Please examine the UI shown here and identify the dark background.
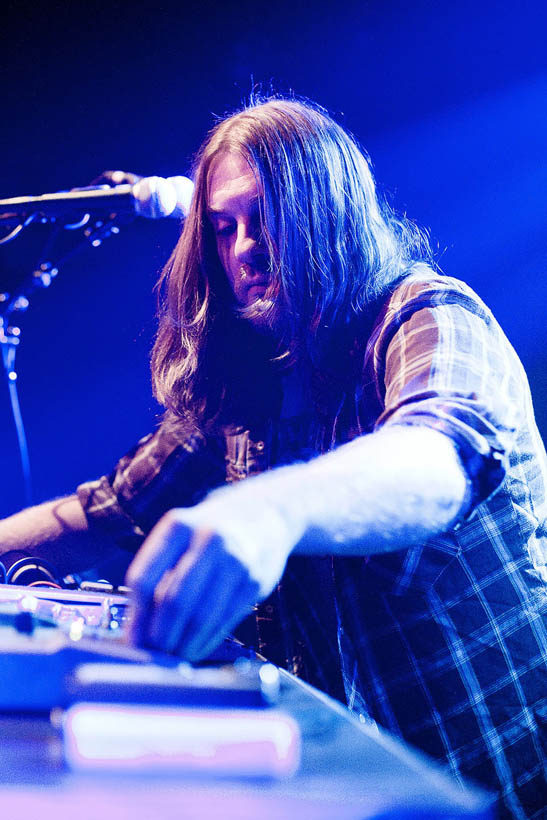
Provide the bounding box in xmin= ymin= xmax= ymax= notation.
xmin=1 ymin=0 xmax=546 ymax=517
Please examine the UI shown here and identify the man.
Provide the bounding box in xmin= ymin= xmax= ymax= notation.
xmin=1 ymin=98 xmax=545 ymax=819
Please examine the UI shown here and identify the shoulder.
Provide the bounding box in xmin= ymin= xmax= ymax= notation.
xmin=383 ymin=266 xmax=492 ymax=321
xmin=363 ymin=268 xmax=497 ymax=358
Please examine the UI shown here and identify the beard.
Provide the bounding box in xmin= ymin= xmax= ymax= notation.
xmin=235 ymin=293 xmax=288 ymax=340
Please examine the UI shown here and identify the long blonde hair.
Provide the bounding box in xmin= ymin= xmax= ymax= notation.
xmin=151 ymin=97 xmax=433 ymax=427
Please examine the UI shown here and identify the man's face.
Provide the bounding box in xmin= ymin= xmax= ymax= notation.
xmin=207 ymin=152 xmax=272 ymax=320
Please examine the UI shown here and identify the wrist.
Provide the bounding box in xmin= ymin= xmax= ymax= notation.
xmin=186 ymin=475 xmax=302 ymax=598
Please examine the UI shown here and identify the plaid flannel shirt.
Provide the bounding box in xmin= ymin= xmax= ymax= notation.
xmin=78 ymin=274 xmax=547 ymax=819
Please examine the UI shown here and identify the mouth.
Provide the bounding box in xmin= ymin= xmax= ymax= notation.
xmin=238 ymin=266 xmax=269 ymax=294
xmin=246 ymin=281 xmax=269 ymax=296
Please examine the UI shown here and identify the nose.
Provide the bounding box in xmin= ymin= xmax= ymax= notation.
xmin=234 ymin=222 xmax=262 ymax=265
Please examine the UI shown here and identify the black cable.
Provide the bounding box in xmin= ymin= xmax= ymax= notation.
xmin=0 ymin=223 xmax=26 ymax=245
xmin=0 ymin=214 xmax=37 ymax=245
xmin=6 ymin=557 xmax=61 ymax=586
xmin=1 ymin=339 xmax=32 ymax=506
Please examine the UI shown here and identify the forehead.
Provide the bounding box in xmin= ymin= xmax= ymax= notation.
xmin=207 ymin=152 xmax=260 ymax=210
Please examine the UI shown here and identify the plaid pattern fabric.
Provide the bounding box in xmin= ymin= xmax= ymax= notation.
xmin=78 ymin=274 xmax=547 ymax=819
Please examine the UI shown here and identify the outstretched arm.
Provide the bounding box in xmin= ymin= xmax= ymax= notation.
xmin=0 ymin=420 xmax=225 ymax=582
xmin=126 ymin=424 xmax=469 ymax=660
xmin=0 ymin=494 xmax=131 ymax=579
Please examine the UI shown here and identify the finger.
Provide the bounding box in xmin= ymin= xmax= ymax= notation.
xmin=182 ymin=568 xmax=260 ymax=662
xmin=175 ymin=545 xmax=256 ymax=659
xmin=177 ymin=543 xmax=259 ymax=659
xmin=144 ymin=529 xmax=220 ymax=652
xmin=126 ymin=512 xmax=192 ymax=586
xmin=125 ymin=513 xmax=193 ymax=644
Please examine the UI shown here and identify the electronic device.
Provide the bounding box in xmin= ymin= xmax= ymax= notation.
xmin=0 ymin=583 xmax=276 ymax=712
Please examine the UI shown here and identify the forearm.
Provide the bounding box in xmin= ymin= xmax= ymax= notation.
xmin=284 ymin=425 xmax=469 ymax=555
xmin=0 ymin=494 xmax=129 ymax=576
xmin=195 ymin=425 xmax=469 ymax=589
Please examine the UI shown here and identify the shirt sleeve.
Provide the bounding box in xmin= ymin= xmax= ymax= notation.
xmin=76 ymin=416 xmax=226 ymax=551
xmin=369 ymin=275 xmax=525 ymax=517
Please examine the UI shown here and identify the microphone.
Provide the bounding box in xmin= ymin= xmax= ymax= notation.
xmin=0 ymin=174 xmax=195 ymax=227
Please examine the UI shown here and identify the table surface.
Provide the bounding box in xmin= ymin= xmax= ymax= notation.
xmin=0 ymin=670 xmax=496 ymax=820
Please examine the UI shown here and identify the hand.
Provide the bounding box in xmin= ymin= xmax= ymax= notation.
xmin=124 ymin=482 xmax=297 ymax=661
xmin=125 ymin=513 xmax=259 ymax=660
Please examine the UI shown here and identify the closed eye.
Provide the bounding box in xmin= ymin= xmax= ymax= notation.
xmin=211 ymin=218 xmax=235 ymax=237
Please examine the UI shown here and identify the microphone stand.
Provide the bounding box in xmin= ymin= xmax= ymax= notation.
xmin=0 ymin=208 xmax=127 ymax=508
